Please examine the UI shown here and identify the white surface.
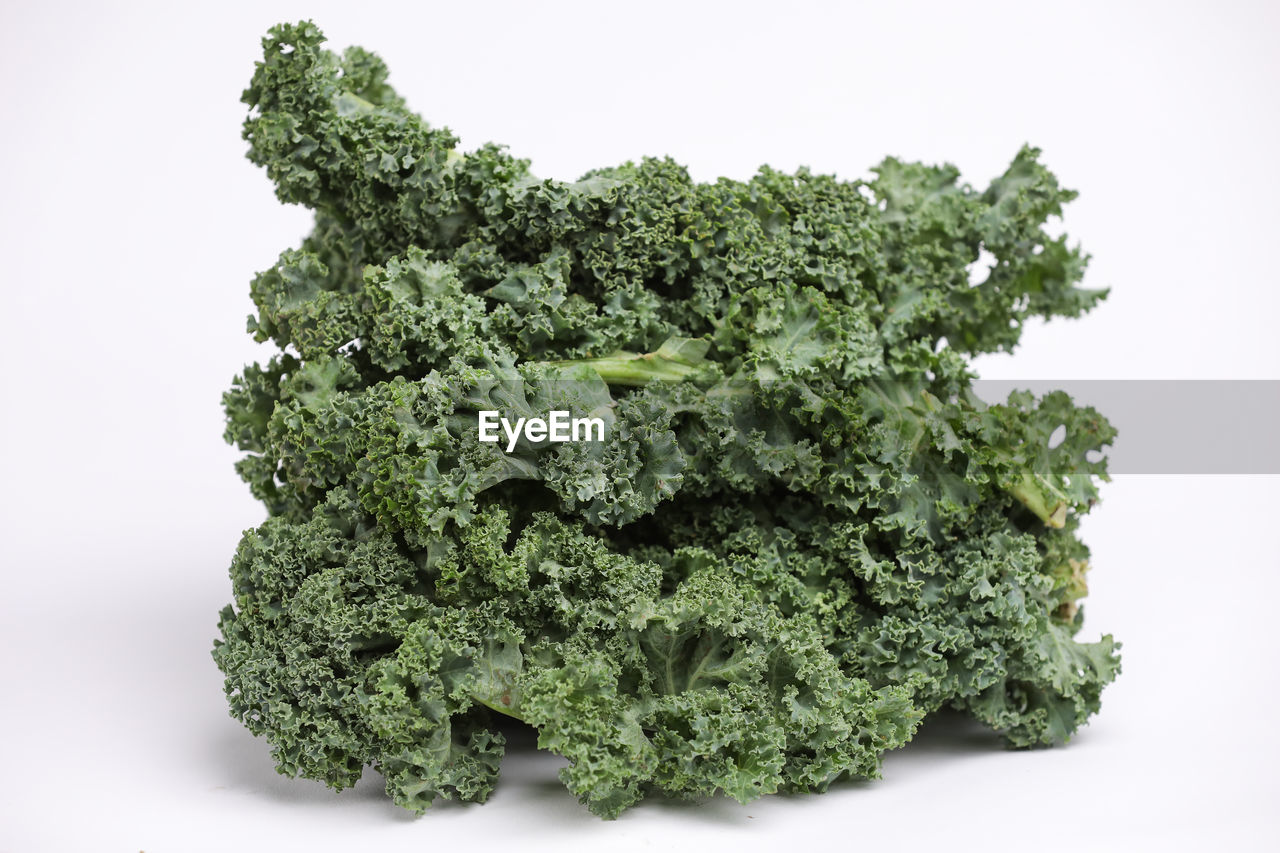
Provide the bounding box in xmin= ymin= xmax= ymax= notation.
xmin=1 ymin=2 xmax=1277 ymax=851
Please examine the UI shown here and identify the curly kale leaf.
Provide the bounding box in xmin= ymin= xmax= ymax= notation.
xmin=216 ymin=497 xmax=918 ymax=817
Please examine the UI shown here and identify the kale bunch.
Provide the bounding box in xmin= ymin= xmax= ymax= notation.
xmin=214 ymin=21 xmax=1120 ymax=819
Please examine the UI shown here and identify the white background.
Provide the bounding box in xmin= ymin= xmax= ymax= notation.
xmin=2 ymin=1 xmax=1277 ymax=850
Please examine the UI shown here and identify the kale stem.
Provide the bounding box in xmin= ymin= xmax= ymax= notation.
xmin=544 ymin=337 xmax=710 ymax=386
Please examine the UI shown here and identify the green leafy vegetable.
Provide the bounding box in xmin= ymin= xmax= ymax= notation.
xmin=214 ymin=21 xmax=1120 ymax=819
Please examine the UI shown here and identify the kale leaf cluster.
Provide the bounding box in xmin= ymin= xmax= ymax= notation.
xmin=215 ymin=21 xmax=1120 ymax=818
